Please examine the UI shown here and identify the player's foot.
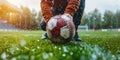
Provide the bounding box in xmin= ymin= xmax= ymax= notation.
xmin=73 ymin=32 xmax=82 ymax=41
xmin=41 ymin=33 xmax=48 ymax=39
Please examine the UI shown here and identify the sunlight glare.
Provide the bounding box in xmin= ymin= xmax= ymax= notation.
xmin=7 ymin=0 xmax=21 ymax=6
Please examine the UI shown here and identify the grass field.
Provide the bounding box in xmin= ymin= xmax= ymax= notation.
xmin=0 ymin=30 xmax=120 ymax=60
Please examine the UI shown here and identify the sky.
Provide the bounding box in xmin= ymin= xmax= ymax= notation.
xmin=6 ymin=0 xmax=120 ymax=13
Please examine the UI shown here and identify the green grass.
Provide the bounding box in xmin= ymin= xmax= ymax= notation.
xmin=0 ymin=30 xmax=120 ymax=60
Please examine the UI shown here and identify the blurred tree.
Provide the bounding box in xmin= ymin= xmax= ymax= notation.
xmin=0 ymin=4 xmax=20 ymax=22
xmin=1 ymin=1 xmax=120 ymax=30
xmin=85 ymin=9 xmax=101 ymax=29
xmin=103 ymin=10 xmax=114 ymax=29
xmin=113 ymin=10 xmax=120 ymax=28
xmin=19 ymin=6 xmax=38 ymax=30
xmin=36 ymin=11 xmax=42 ymax=29
xmin=20 ymin=6 xmax=31 ymax=29
xmin=36 ymin=11 xmax=42 ymax=22
xmin=37 ymin=11 xmax=42 ymax=29
xmin=30 ymin=10 xmax=38 ymax=30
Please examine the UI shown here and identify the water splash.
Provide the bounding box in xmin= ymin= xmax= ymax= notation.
xmin=1 ymin=52 xmax=7 ymax=59
xmin=63 ymin=46 xmax=68 ymax=52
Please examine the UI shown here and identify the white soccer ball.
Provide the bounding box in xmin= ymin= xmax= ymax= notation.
xmin=46 ymin=15 xmax=75 ymax=44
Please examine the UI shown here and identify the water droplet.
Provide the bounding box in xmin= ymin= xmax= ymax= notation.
xmin=49 ymin=53 xmax=53 ymax=57
xmin=111 ymin=55 xmax=116 ymax=60
xmin=70 ymin=52 xmax=73 ymax=55
xmin=16 ymin=47 xmax=19 ymax=50
xmin=10 ymin=46 xmax=18 ymax=54
xmin=25 ymin=47 xmax=29 ymax=50
xmin=79 ymin=47 xmax=83 ymax=50
xmin=10 ymin=47 xmax=16 ymax=54
xmin=37 ymin=40 xmax=40 ymax=42
xmin=59 ymin=47 xmax=61 ymax=50
xmin=1 ymin=52 xmax=7 ymax=59
xmin=54 ymin=46 xmax=57 ymax=49
xmin=20 ymin=40 xmax=26 ymax=47
xmin=30 ymin=55 xmax=35 ymax=60
xmin=37 ymin=46 xmax=40 ymax=49
xmin=32 ymin=49 xmax=35 ymax=52
xmin=63 ymin=46 xmax=68 ymax=52
xmin=91 ymin=53 xmax=97 ymax=60
xmin=11 ymin=57 xmax=16 ymax=60
xmin=62 ymin=54 xmax=66 ymax=57
xmin=43 ymin=53 xmax=49 ymax=59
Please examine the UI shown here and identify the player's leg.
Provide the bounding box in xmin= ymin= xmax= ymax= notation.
xmin=40 ymin=18 xmax=46 ymax=31
xmin=73 ymin=0 xmax=85 ymax=41
xmin=40 ymin=18 xmax=48 ymax=39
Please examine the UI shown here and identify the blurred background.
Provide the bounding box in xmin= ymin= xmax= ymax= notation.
xmin=0 ymin=0 xmax=120 ymax=30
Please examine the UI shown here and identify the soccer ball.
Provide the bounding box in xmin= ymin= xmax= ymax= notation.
xmin=46 ymin=15 xmax=75 ymax=44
